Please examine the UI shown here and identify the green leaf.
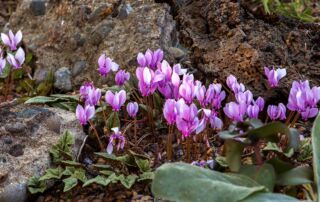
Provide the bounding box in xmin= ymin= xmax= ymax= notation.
xmin=276 ymin=166 xmax=313 ymax=186
xmin=39 ymin=166 xmax=64 ymax=181
xmin=119 ymin=174 xmax=138 ymax=189
xmin=138 ymin=172 xmax=154 ymax=181
xmin=50 ymin=94 xmax=79 ymax=101
xmin=239 ymin=164 xmax=276 ymax=192
xmin=249 ymin=119 xmax=264 ymax=129
xmin=266 ymin=158 xmax=294 ymax=174
xmin=72 ymin=169 xmax=87 ymax=183
xmin=241 ymin=193 xmax=300 ymax=202
xmin=288 ymin=128 xmax=300 ymax=151
xmin=61 ymin=160 xmax=82 ymax=166
xmin=100 ymin=170 xmax=115 ymax=176
xmin=312 ymin=113 xmax=320 ymax=200
xmin=152 ymin=163 xmax=266 ymax=202
xmin=25 ymin=53 xmax=33 ymax=64
xmin=50 ymin=130 xmax=75 ymax=163
xmin=246 ymin=122 xmax=289 ymax=143
xmin=134 ymin=157 xmax=151 ymax=172
xmin=27 ymin=176 xmax=47 ymax=194
xmin=225 ymin=140 xmax=243 ymax=172
xmin=95 ymin=152 xmax=120 ymax=161
xmin=215 ymin=156 xmax=228 ymax=167
xmin=262 ymin=142 xmax=294 ymax=158
xmin=93 ymin=164 xmax=111 ymax=169
xmin=63 ymin=177 xmax=78 ymax=192
xmin=83 ymin=175 xmax=111 ymax=187
xmin=25 ymin=96 xmax=59 ymax=104
xmin=106 ymin=112 xmax=120 ymax=129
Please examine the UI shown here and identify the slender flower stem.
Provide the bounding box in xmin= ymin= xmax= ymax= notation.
xmin=89 ymin=121 xmax=104 ymax=151
xmin=99 ymin=100 xmax=108 ymax=124
xmin=285 ymin=111 xmax=295 ymax=126
xmin=4 ymin=71 xmax=12 ymax=100
xmin=186 ymin=136 xmax=192 ymax=163
xmin=134 ymin=118 xmax=137 ymax=144
xmin=167 ymin=124 xmax=173 ymax=161
xmin=254 ymin=143 xmax=263 ymax=165
xmin=290 ymin=112 xmax=300 ymax=127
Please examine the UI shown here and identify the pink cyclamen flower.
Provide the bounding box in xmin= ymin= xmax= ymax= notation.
xmin=105 ymin=90 xmax=126 ymax=111
xmin=301 ymin=107 xmax=319 ymax=120
xmin=107 ymin=127 xmax=126 ymax=154
xmin=115 ymin=70 xmax=130 ymax=86
xmin=205 ymin=83 xmax=226 ymax=109
xmin=223 ymin=102 xmax=246 ymax=122
xmin=136 ymin=67 xmax=164 ymax=96
xmin=235 ymin=90 xmax=253 ymax=106
xmin=178 ymin=74 xmax=198 ymax=104
xmin=1 ymin=30 xmax=22 ymax=51
xmin=7 ymin=47 xmax=25 ymax=69
xmin=267 ymin=103 xmax=286 ymax=121
xmin=255 ymin=97 xmax=265 ymax=111
xmin=247 ymin=104 xmax=260 ymax=119
xmin=137 ymin=49 xmax=163 ymax=69
xmin=79 ymin=82 xmax=94 ymax=99
xmin=264 ymin=67 xmax=286 ymax=87
xmin=0 ymin=57 xmax=6 ymax=75
xmin=126 ymin=102 xmax=139 ymax=118
xmin=195 ymin=84 xmax=206 ymax=107
xmin=0 ymin=48 xmax=3 ymax=58
xmin=98 ymin=54 xmax=119 ymax=77
xmin=202 ymin=109 xmax=223 ymax=130
xmin=226 ymin=74 xmax=245 ymax=94
xmin=85 ymin=88 xmax=101 ymax=106
xmin=163 ymin=99 xmax=177 ymax=125
xmin=76 ymin=104 xmax=95 ymax=125
xmin=175 ymin=99 xmax=199 ymax=137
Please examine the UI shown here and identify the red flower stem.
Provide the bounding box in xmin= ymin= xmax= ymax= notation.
xmin=167 ymin=124 xmax=173 ymax=161
xmin=99 ymin=100 xmax=108 ymax=125
xmin=285 ymin=111 xmax=294 ymax=126
xmin=4 ymin=71 xmax=12 ymax=100
xmin=134 ymin=118 xmax=137 ymax=144
xmin=290 ymin=112 xmax=300 ymax=127
xmin=186 ymin=136 xmax=192 ymax=163
xmin=89 ymin=121 xmax=104 ymax=151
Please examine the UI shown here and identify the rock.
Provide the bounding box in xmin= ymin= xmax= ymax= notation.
xmin=0 ymin=104 xmax=86 ymax=202
xmin=118 ymin=4 xmax=133 ymax=20
xmin=89 ymin=21 xmax=115 ymax=46
xmin=88 ymin=3 xmax=113 ymax=22
xmin=72 ymin=61 xmax=87 ymax=76
xmin=168 ymin=47 xmax=186 ymax=60
xmin=30 ymin=0 xmax=46 ymax=16
xmin=4 ymin=123 xmax=26 ymax=134
xmin=33 ymin=68 xmax=49 ymax=84
xmin=54 ymin=67 xmax=72 ymax=92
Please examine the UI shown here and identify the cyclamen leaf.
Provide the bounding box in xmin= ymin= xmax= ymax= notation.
xmin=225 ymin=140 xmax=243 ymax=172
xmin=241 ymin=193 xmax=299 ymax=202
xmin=138 ymin=172 xmax=155 ymax=181
xmin=25 ymin=96 xmax=59 ymax=104
xmin=276 ymin=166 xmax=313 ymax=186
xmin=83 ymin=175 xmax=111 ymax=187
xmin=63 ymin=177 xmax=78 ymax=192
xmin=119 ymin=174 xmax=138 ymax=189
xmin=50 ymin=130 xmax=75 ymax=163
xmin=27 ymin=176 xmax=47 ymax=194
xmin=312 ymin=113 xmax=320 ymax=200
xmin=39 ymin=166 xmax=64 ymax=181
xmin=100 ymin=170 xmax=115 ymax=176
xmin=134 ymin=157 xmax=151 ymax=172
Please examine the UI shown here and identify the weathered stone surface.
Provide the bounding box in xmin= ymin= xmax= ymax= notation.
xmin=9 ymin=0 xmax=177 ymax=91
xmin=0 ymin=104 xmax=86 ymax=202
xmin=30 ymin=0 xmax=46 ymax=16
xmin=54 ymin=67 xmax=72 ymax=92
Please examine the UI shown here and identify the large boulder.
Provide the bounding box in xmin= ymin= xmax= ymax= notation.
xmin=0 ymin=103 xmax=86 ymax=202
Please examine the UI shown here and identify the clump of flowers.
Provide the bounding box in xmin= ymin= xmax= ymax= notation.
xmin=74 ymin=47 xmax=320 ymax=164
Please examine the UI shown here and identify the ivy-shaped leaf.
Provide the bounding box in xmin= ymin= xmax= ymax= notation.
xmin=138 ymin=172 xmax=154 ymax=181
xmin=50 ymin=130 xmax=75 ymax=163
xmin=83 ymin=175 xmax=111 ymax=187
xmin=134 ymin=156 xmax=151 ymax=172
xmin=27 ymin=176 xmax=47 ymax=194
xmin=63 ymin=177 xmax=78 ymax=192
xmin=119 ymin=174 xmax=138 ymax=189
xmin=39 ymin=166 xmax=64 ymax=181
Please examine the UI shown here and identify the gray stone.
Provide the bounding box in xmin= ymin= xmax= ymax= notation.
xmin=54 ymin=67 xmax=72 ymax=92
xmin=74 ymin=33 xmax=86 ymax=47
xmin=72 ymin=61 xmax=87 ymax=76
xmin=89 ymin=21 xmax=115 ymax=46
xmin=88 ymin=3 xmax=113 ymax=22
xmin=4 ymin=123 xmax=26 ymax=134
xmin=33 ymin=68 xmax=49 ymax=84
xmin=0 ymin=104 xmax=86 ymax=202
xmin=168 ymin=47 xmax=186 ymax=60
xmin=118 ymin=4 xmax=133 ymax=20
xmin=30 ymin=0 xmax=46 ymax=16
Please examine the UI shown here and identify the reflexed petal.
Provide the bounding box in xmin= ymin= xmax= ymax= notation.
xmin=15 ymin=48 xmax=25 ymax=65
xmin=106 ymin=142 xmax=113 ymax=154
xmin=105 ymin=91 xmax=114 ymax=105
xmin=1 ymin=33 xmax=10 ymax=46
xmin=143 ymin=67 xmax=152 ymax=85
xmin=277 ymin=68 xmax=287 ymax=80
xmin=145 ymin=49 xmax=152 ymax=66
xmin=98 ymin=54 xmax=106 ymax=68
xmin=111 ymin=62 xmax=119 ymax=72
xmin=15 ymin=30 xmax=22 ymax=44
xmin=118 ymin=90 xmax=127 ymax=107
xmin=137 ymin=53 xmax=146 ymax=67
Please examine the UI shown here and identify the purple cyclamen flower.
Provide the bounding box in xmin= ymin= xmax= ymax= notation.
xmin=223 ymin=102 xmax=246 ymax=122
xmin=115 ymin=70 xmax=130 ymax=86
xmin=79 ymin=82 xmax=94 ymax=99
xmin=301 ymin=107 xmax=319 ymax=120
xmin=85 ymin=88 xmax=101 ymax=106
xmin=202 ymin=109 xmax=223 ymax=129
xmin=105 ymin=90 xmax=126 ymax=111
xmin=226 ymin=75 xmax=245 ymax=94
xmin=137 ymin=49 xmax=163 ymax=69
xmin=255 ymin=97 xmax=265 ymax=111
xmin=235 ymin=90 xmax=253 ymax=106
xmin=267 ymin=103 xmax=286 ymax=121
xmin=107 ymin=127 xmax=126 ymax=154
xmin=98 ymin=54 xmax=119 ymax=77
xmin=173 ymin=63 xmax=187 ymax=75
xmin=1 ymin=30 xmax=22 ymax=51
xmin=0 ymin=57 xmax=6 ymax=75
xmin=163 ymin=99 xmax=177 ymax=125
xmin=126 ymin=102 xmax=139 ymax=118
xmin=7 ymin=47 xmax=25 ymax=69
xmin=136 ymin=67 xmax=164 ymax=96
xmin=179 ymin=74 xmax=198 ymax=104
xmin=205 ymin=83 xmax=226 ymax=109
xmin=195 ymin=84 xmax=206 ymax=107
xmin=264 ymin=67 xmax=286 ymax=88
xmin=0 ymin=48 xmax=3 ymax=58
xmin=175 ymin=99 xmax=199 ymax=137
xmin=247 ymin=104 xmax=260 ymax=119
xmin=76 ymin=104 xmax=95 ymax=125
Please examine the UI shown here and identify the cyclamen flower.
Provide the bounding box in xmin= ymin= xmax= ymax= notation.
xmin=255 ymin=97 xmax=265 ymax=111
xmin=137 ymin=49 xmax=163 ymax=69
xmin=301 ymin=107 xmax=319 ymax=120
xmin=235 ymin=90 xmax=253 ymax=106
xmin=264 ymin=67 xmax=286 ymax=87
xmin=76 ymin=104 xmax=95 ymax=125
xmin=179 ymin=74 xmax=198 ymax=104
xmin=226 ymin=75 xmax=245 ymax=94
xmin=85 ymin=88 xmax=101 ymax=106
xmin=223 ymin=102 xmax=246 ymax=122
xmin=7 ymin=47 xmax=25 ymax=69
xmin=98 ymin=54 xmax=119 ymax=77
xmin=0 ymin=48 xmax=3 ymax=58
xmin=267 ymin=103 xmax=286 ymax=121
xmin=126 ymin=102 xmax=139 ymax=118
xmin=115 ymin=70 xmax=130 ymax=86
xmin=79 ymin=82 xmax=94 ymax=99
xmin=205 ymin=83 xmax=226 ymax=109
xmin=175 ymin=99 xmax=199 ymax=137
xmin=195 ymin=85 xmax=206 ymax=106
xmin=136 ymin=67 xmax=164 ymax=96
xmin=202 ymin=109 xmax=223 ymax=129
xmin=1 ymin=30 xmax=22 ymax=51
xmin=107 ymin=127 xmax=126 ymax=154
xmin=163 ymin=99 xmax=177 ymax=125
xmin=0 ymin=58 xmax=6 ymax=75
xmin=247 ymin=104 xmax=260 ymax=119
xmin=105 ymin=90 xmax=126 ymax=111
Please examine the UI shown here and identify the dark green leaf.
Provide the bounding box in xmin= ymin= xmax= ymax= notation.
xmin=27 ymin=176 xmax=47 ymax=194
xmin=239 ymin=164 xmax=276 ymax=191
xmin=225 ymin=140 xmax=243 ymax=172
xmin=312 ymin=113 xmax=320 ymax=200
xmin=134 ymin=157 xmax=151 ymax=172
xmin=263 ymin=142 xmax=294 ymax=158
xmin=246 ymin=122 xmax=289 ymax=143
xmin=51 ymin=94 xmax=79 ymax=101
xmin=25 ymin=96 xmax=59 ymax=104
xmin=288 ymin=128 xmax=300 ymax=151
xmin=100 ymin=170 xmax=115 ymax=176
xmin=241 ymin=193 xmax=299 ymax=202
xmin=83 ymin=175 xmax=111 ymax=187
xmin=63 ymin=177 xmax=78 ymax=192
xmin=266 ymin=158 xmax=294 ymax=174
xmin=61 ymin=160 xmax=82 ymax=167
xmin=138 ymin=172 xmax=154 ymax=181
xmin=276 ymin=166 xmax=313 ymax=186
xmin=39 ymin=166 xmax=64 ymax=181
xmin=50 ymin=130 xmax=74 ymax=163
xmin=119 ymin=174 xmax=138 ymax=189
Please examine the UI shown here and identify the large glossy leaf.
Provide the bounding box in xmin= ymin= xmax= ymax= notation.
xmin=312 ymin=113 xmax=320 ymax=200
xmin=276 ymin=166 xmax=313 ymax=186
xmin=239 ymin=164 xmax=276 ymax=191
xmin=152 ymin=163 xmax=266 ymax=202
xmin=246 ymin=122 xmax=289 ymax=143
xmin=241 ymin=193 xmax=299 ymax=202
xmin=25 ymin=96 xmax=60 ymax=104
xmin=225 ymin=140 xmax=243 ymax=172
